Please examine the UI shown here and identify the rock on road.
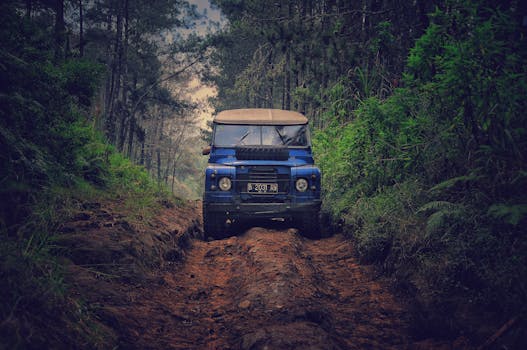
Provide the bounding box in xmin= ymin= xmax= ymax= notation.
xmin=114 ymin=227 xmax=411 ymax=349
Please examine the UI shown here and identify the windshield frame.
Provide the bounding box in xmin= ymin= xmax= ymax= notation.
xmin=212 ymin=123 xmax=311 ymax=148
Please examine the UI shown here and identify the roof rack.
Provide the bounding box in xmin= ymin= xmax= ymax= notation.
xmin=214 ymin=108 xmax=308 ymax=125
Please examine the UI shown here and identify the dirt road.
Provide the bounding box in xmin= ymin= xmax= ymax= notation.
xmin=107 ymin=226 xmax=411 ymax=349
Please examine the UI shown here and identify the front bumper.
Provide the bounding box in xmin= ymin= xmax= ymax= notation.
xmin=203 ymin=200 xmax=322 ymax=219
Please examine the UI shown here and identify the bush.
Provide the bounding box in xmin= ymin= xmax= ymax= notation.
xmin=0 ymin=5 xmax=168 ymax=348
xmin=313 ymin=0 xmax=527 ymax=340
xmin=343 ymin=181 xmax=423 ymax=265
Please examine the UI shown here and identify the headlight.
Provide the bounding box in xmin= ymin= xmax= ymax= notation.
xmin=295 ymin=178 xmax=308 ymax=192
xmin=218 ymin=177 xmax=232 ymax=191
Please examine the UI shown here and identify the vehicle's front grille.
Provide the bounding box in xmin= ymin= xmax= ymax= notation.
xmin=248 ymin=167 xmax=278 ymax=181
xmin=235 ymin=146 xmax=289 ymax=161
xmin=236 ymin=166 xmax=290 ymax=200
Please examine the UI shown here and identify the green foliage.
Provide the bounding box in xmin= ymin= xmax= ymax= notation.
xmin=487 ymin=203 xmax=527 ymax=226
xmin=59 ymin=60 xmax=105 ymax=107
xmin=0 ymin=182 xmax=117 ymax=348
xmin=343 ymin=181 xmax=423 ymax=264
xmin=314 ymin=0 xmax=527 ymax=339
xmin=107 ymin=152 xmax=170 ymax=220
xmin=427 ymin=175 xmax=482 ymax=193
xmin=417 ymin=200 xmax=466 ymax=236
xmin=208 ymin=0 xmax=429 ymax=117
xmin=313 ymin=87 xmax=426 ymax=218
xmin=0 ymin=4 xmax=179 ymax=348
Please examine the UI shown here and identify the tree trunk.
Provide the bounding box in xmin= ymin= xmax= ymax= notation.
xmin=139 ymin=139 xmax=145 ymax=165
xmin=164 ymin=149 xmax=172 ymax=184
xmin=127 ymin=72 xmax=138 ymax=158
xmin=145 ymin=144 xmax=152 ymax=172
xmin=284 ymin=2 xmax=292 ymax=110
xmin=171 ymin=161 xmax=177 ymax=193
xmin=293 ymin=63 xmax=299 ymax=111
xmin=54 ymin=0 xmax=65 ymax=62
xmin=285 ymin=48 xmax=291 ymax=110
xmin=26 ymin=0 xmax=32 ymax=19
xmin=79 ymin=0 xmax=84 ymax=57
xmin=107 ymin=0 xmax=124 ymax=144
xmin=117 ymin=0 xmax=129 ymax=152
xmin=127 ymin=116 xmax=135 ymax=158
xmin=268 ymin=48 xmax=274 ymax=108
xmin=156 ymin=115 xmax=165 ymax=184
xmin=163 ymin=124 xmax=175 ymax=183
xmin=170 ymin=150 xmax=185 ymax=194
xmin=157 ymin=146 xmax=162 ymax=184
xmin=164 ymin=120 xmax=188 ymax=183
xmin=103 ymin=12 xmax=113 ymax=139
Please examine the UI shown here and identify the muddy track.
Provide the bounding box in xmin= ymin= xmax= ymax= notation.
xmin=112 ymin=227 xmax=411 ymax=349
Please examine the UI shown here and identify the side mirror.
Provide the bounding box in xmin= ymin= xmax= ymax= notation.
xmin=202 ymin=146 xmax=211 ymax=155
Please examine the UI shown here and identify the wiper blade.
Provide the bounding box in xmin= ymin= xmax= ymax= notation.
xmin=236 ymin=131 xmax=251 ymax=145
xmin=274 ymin=126 xmax=286 ymax=145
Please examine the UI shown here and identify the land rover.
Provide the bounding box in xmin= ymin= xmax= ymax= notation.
xmin=202 ymin=108 xmax=321 ymax=239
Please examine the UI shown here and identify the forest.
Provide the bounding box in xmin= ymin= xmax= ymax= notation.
xmin=1 ymin=0 xmax=526 ymax=348
xmin=208 ymin=0 xmax=527 ymax=341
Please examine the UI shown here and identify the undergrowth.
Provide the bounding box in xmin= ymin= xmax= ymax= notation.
xmin=314 ymin=0 xmax=527 ymax=344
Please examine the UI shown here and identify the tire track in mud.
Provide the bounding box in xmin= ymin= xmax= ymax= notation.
xmin=118 ymin=227 xmax=411 ymax=349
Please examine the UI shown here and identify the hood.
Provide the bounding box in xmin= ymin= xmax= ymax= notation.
xmin=209 ymin=147 xmax=314 ymax=167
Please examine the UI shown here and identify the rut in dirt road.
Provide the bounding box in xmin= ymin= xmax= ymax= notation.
xmin=119 ymin=227 xmax=411 ymax=349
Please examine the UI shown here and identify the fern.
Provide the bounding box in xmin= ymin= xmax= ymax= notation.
xmin=417 ymin=200 xmax=459 ymax=215
xmin=488 ymin=204 xmax=527 ymax=225
xmin=425 ymin=210 xmax=449 ymax=235
xmin=425 ymin=208 xmax=465 ymax=236
xmin=428 ymin=174 xmax=482 ymax=193
xmin=418 ymin=201 xmax=465 ymax=236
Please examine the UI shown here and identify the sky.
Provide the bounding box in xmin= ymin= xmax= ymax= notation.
xmin=161 ymin=1 xmax=221 ymax=132
xmin=180 ymin=0 xmax=225 ymax=130
xmin=191 ymin=0 xmax=223 ymax=32
xmin=188 ymin=0 xmax=224 ymax=34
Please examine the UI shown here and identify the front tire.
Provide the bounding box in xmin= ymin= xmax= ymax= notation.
xmin=203 ymin=209 xmax=227 ymax=240
xmin=297 ymin=211 xmax=321 ymax=239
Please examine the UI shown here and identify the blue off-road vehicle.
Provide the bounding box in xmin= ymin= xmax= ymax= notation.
xmin=202 ymin=108 xmax=322 ymax=239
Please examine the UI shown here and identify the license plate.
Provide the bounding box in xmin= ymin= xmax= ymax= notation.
xmin=247 ymin=182 xmax=278 ymax=193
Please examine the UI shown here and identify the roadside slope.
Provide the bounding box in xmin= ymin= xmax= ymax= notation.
xmin=55 ymin=199 xmax=201 ymax=348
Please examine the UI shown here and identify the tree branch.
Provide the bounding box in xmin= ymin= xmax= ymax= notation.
xmin=130 ymin=55 xmax=201 ymax=119
xmin=243 ymin=8 xmax=395 ymax=23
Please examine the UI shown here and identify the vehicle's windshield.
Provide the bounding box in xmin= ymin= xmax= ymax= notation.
xmin=213 ymin=124 xmax=310 ymax=147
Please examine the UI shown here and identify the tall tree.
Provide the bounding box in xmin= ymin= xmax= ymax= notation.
xmin=209 ymin=0 xmax=436 ymax=122
xmin=54 ymin=0 xmax=65 ymax=62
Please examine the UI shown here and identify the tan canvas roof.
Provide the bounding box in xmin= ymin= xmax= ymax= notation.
xmin=214 ymin=109 xmax=308 ymax=125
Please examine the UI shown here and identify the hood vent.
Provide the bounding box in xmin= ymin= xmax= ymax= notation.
xmin=235 ymin=146 xmax=289 ymax=161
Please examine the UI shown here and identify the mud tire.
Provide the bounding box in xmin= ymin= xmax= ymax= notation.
xmin=203 ymin=210 xmax=226 ymax=240
xmin=297 ymin=211 xmax=321 ymax=239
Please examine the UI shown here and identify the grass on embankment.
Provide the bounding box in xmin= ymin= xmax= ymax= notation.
xmin=0 ymin=12 xmax=186 ymax=346
xmin=0 ymin=138 xmax=185 ymax=349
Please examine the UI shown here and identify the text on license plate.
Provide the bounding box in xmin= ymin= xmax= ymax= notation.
xmin=247 ymin=183 xmax=278 ymax=193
